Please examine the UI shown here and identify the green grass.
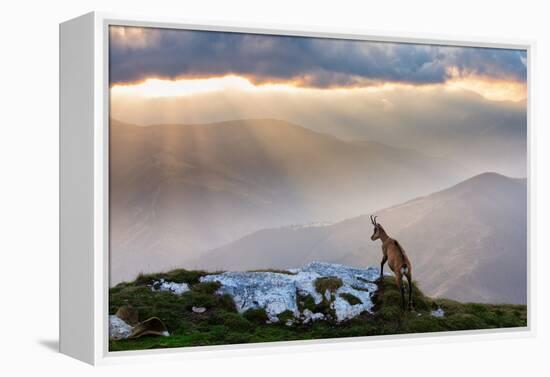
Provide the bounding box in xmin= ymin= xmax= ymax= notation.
xmin=277 ymin=310 xmax=296 ymax=323
xmin=242 ymin=308 xmax=269 ymax=324
xmin=109 ymin=270 xmax=527 ymax=352
xmin=134 ymin=268 xmax=211 ymax=286
xmin=339 ymin=293 xmax=362 ymax=305
xmin=314 ymin=276 xmax=343 ymax=295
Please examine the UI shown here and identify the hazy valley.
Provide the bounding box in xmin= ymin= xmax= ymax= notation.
xmin=110 ymin=118 xmax=473 ymax=284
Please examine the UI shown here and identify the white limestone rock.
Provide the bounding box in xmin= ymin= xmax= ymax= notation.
xmin=431 ymin=307 xmax=445 ymax=318
xmin=109 ymin=315 xmax=133 ymax=340
xmin=151 ymin=278 xmax=190 ymax=295
xmin=302 ymin=309 xmax=325 ymax=324
xmin=200 ymin=261 xmax=379 ymax=323
xmin=192 ymin=306 xmax=207 ymax=313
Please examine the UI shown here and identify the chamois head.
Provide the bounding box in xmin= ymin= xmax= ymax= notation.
xmin=370 ymin=215 xmax=382 ymax=241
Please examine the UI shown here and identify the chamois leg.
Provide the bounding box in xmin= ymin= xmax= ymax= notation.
xmin=379 ymin=255 xmax=388 ymax=282
xmin=405 ymin=271 xmax=413 ymax=311
xmin=396 ymin=274 xmax=405 ymax=310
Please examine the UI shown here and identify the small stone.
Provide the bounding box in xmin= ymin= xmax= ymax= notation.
xmin=431 ymin=307 xmax=445 ymax=318
xmin=151 ymin=280 xmax=190 ymax=295
xmin=192 ymin=306 xmax=207 ymax=313
xmin=109 ymin=315 xmax=133 ymax=340
xmin=302 ymin=309 xmax=325 ymax=324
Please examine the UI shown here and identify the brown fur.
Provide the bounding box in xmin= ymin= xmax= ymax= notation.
xmin=370 ymin=216 xmax=413 ymax=310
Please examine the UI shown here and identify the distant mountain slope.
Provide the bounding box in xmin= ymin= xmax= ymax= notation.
xmin=197 ymin=173 xmax=527 ymax=304
xmin=110 ymin=118 xmax=470 ymax=284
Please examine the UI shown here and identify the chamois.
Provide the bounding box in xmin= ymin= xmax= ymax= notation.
xmin=370 ymin=215 xmax=413 ymax=310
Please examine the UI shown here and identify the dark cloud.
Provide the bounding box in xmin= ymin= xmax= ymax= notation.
xmin=109 ymin=26 xmax=527 ymax=87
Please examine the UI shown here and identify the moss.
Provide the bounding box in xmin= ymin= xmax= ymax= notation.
xmin=499 ymin=312 xmax=523 ymax=327
xmin=109 ymin=285 xmax=190 ymax=332
xmin=133 ymin=272 xmax=159 ymax=286
xmin=133 ymin=268 xmax=213 ymax=286
xmin=277 ymin=310 xmax=295 ymax=322
xmin=401 ymin=315 xmax=447 ymax=333
xmin=339 ymin=293 xmax=362 ymax=305
xmin=224 ymin=331 xmax=254 ymax=344
xmin=434 ymin=298 xmax=465 ymax=316
xmin=298 ymin=294 xmax=317 ymax=312
xmin=314 ymin=276 xmax=343 ymax=295
xmin=181 ymin=291 xmax=217 ymax=310
xmin=191 ymin=281 xmax=221 ymax=295
xmin=376 ymin=305 xmax=402 ymax=322
xmin=243 ymin=308 xmax=269 ymax=324
xmin=297 ymin=293 xmax=337 ymax=322
xmin=217 ymin=293 xmax=238 ymax=312
xmin=381 ymin=290 xmax=403 ymax=307
xmin=211 ymin=312 xmax=252 ymax=332
xmin=464 ymin=303 xmax=489 ymax=315
xmin=444 ymin=313 xmax=486 ymax=330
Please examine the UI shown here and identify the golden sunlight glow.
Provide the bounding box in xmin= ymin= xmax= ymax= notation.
xmin=111 ymin=74 xmax=526 ymax=103
xmin=110 ymin=76 xmax=300 ymax=98
xmin=446 ymin=77 xmax=526 ymax=102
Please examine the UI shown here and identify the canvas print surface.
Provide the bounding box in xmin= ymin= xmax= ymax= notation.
xmin=108 ymin=25 xmax=528 ymax=351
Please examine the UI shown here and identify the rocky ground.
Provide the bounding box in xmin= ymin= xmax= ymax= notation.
xmin=200 ymin=262 xmax=379 ymax=323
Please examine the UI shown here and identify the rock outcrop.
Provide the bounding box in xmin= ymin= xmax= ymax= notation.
xmin=109 ymin=315 xmax=134 ymax=340
xmin=109 ymin=307 xmax=170 ymax=340
xmin=200 ymin=261 xmax=379 ymax=322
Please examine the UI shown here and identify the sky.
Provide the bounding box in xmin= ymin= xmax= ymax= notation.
xmin=109 ymin=25 xmax=528 ymax=177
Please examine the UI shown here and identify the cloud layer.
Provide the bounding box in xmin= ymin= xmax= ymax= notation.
xmin=109 ymin=26 xmax=527 ymax=88
xmin=111 ymin=83 xmax=527 ymax=177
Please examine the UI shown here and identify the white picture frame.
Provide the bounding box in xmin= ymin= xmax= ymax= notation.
xmin=59 ymin=11 xmax=535 ymax=365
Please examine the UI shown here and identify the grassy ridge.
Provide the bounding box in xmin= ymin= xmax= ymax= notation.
xmin=109 ymin=271 xmax=527 ymax=351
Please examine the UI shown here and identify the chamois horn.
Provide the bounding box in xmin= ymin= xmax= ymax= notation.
xmin=370 ymin=215 xmax=378 ymax=225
